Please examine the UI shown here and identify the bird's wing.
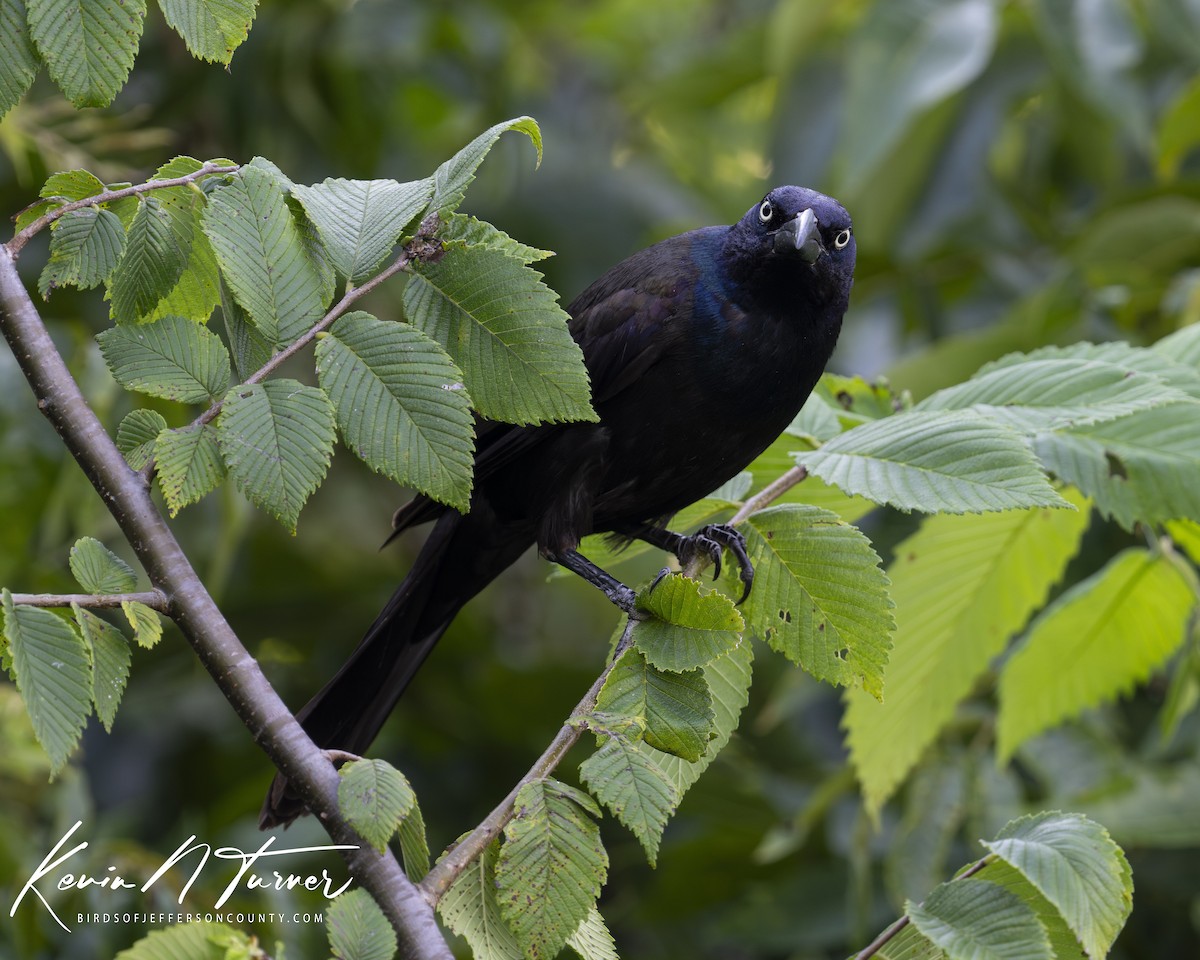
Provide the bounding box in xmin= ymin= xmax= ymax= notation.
xmin=390 ymin=234 xmax=700 ymax=536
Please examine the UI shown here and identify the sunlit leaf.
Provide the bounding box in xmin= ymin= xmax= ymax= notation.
xmin=907 ymin=878 xmax=1052 ymax=960
xmin=633 ymin=574 xmax=743 ymax=672
xmin=428 ymin=116 xmax=542 ymax=216
xmin=326 ymin=888 xmax=396 ymax=960
xmin=580 ymin=733 xmax=679 ymax=866
xmin=438 ymin=839 xmax=523 ymax=960
xmin=337 ymin=758 xmax=416 ymax=854
xmin=69 ymin=537 xmax=136 ymax=594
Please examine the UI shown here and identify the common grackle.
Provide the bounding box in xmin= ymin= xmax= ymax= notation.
xmin=261 ymin=185 xmax=855 ymax=826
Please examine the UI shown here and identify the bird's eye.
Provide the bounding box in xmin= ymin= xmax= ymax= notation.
xmin=833 ymin=228 xmax=852 ymax=250
xmin=758 ymin=200 xmax=774 ymax=224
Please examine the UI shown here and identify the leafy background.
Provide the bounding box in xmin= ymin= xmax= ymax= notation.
xmin=1 ymin=0 xmax=1199 ymax=957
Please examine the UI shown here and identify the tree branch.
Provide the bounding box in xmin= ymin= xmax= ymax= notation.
xmin=0 ymin=246 xmax=452 ymax=960
xmin=731 ymin=464 xmax=809 ymax=523
xmin=6 ymin=162 xmax=240 ymax=257
xmin=8 ymin=590 xmax=169 ymax=612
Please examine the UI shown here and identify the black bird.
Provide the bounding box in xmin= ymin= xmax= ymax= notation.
xmin=262 ymin=185 xmax=855 ymax=825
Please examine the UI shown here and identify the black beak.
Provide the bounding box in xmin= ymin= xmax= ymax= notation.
xmin=773 ymin=208 xmax=822 ymax=263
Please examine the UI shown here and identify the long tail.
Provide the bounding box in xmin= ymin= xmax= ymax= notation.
xmin=261 ymin=509 xmax=532 ymax=826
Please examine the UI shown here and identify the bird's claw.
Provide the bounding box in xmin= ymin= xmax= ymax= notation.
xmin=677 ymin=523 xmax=755 ymax=604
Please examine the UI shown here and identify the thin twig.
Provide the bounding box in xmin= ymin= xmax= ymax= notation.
xmin=731 ymin=464 xmax=808 ymax=524
xmin=8 ymin=590 xmax=169 ymax=612
xmin=853 ymin=853 xmax=995 ymax=959
xmin=419 ymin=620 xmax=638 ymax=905
xmin=6 ymin=162 xmax=240 ymax=256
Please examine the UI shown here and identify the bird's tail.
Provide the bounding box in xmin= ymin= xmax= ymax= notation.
xmin=260 ymin=509 xmax=531 ymax=826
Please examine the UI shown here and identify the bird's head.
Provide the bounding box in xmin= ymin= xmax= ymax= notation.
xmin=722 ymin=185 xmax=855 ymax=315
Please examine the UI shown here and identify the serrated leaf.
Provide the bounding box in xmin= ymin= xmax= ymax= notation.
xmin=997 ymin=548 xmax=1195 ymax=760
xmin=1153 ymin=325 xmax=1200 ymax=372
xmin=595 ymin=647 xmax=713 ymax=762
xmin=566 ymin=907 xmax=619 ymax=960
xmin=633 ymin=574 xmax=743 ymax=672
xmin=69 ymin=537 xmax=136 ymax=594
xmin=982 ymin=812 xmax=1133 ymax=960
xmin=155 ymin=424 xmax=225 ymax=516
xmin=0 ymin=0 xmax=39 ymax=119
xmin=40 ymin=168 xmax=106 ymax=202
xmin=39 ymin=208 xmax=126 ymax=297
xmin=404 ymin=242 xmax=595 ymax=425
xmin=845 ymin=488 xmax=1092 ymax=817
xmin=3 ymin=591 xmax=91 ymax=774
xmin=220 ymin=277 xmax=272 ymax=380
xmin=397 ymin=795 xmax=429 ymax=883
xmin=337 ymin=758 xmax=416 ymax=853
xmin=647 ymin=635 xmax=753 ymax=798
xmin=974 ymin=857 xmax=1091 ymax=960
xmin=441 ymin=213 xmax=554 ymax=262
xmin=985 ymin=341 xmax=1200 ymax=399
xmin=316 ymin=311 xmax=474 ymax=511
xmin=429 ymin=116 xmax=542 ymax=216
xmin=116 ymin=409 xmax=167 ymax=470
xmin=739 ymin=504 xmax=894 ymax=697
xmin=217 ymin=379 xmax=336 ymax=532
xmin=108 ymin=196 xmax=192 ymax=324
xmin=326 ymin=888 xmax=397 ymax=960
xmin=122 ymin=600 xmax=161 ymax=648
xmin=1034 ymin=400 xmax=1200 ymax=530
xmin=202 ymin=164 xmax=328 ymax=345
xmin=292 ymin=177 xmax=433 ymax=282
xmin=907 ymin=878 xmax=1053 ymax=960
xmin=580 ymin=734 xmax=679 ymax=866
xmin=28 ymin=0 xmax=146 ymax=108
xmin=917 ymin=356 xmax=1192 ymax=431
xmin=438 ymin=838 xmax=524 ymax=960
xmin=114 ymin=922 xmax=249 ymax=960
xmin=497 ymin=777 xmax=608 ymax=960
xmin=73 ymin=605 xmax=130 ymax=733
xmin=97 ymin=315 xmax=231 ymax=403
xmin=802 ymin=411 xmax=1068 ymax=514
xmin=159 ymin=0 xmax=257 ymax=64
xmin=143 ymin=183 xmax=222 ymax=325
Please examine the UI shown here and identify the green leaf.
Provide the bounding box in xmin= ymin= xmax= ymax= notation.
xmin=217 ymin=379 xmax=336 ymax=532
xmin=27 ymin=0 xmax=146 ymax=108
xmin=802 ymin=411 xmax=1069 ymax=514
xmin=159 ymin=0 xmax=257 ymax=64
xmin=116 ymin=409 xmax=168 ymax=469
xmin=122 ymin=600 xmax=161 ymax=648
xmin=69 ymin=537 xmax=136 ymax=594
xmin=739 ymin=504 xmax=894 ymax=697
xmin=566 ymin=907 xmax=620 ymax=960
xmin=975 ymin=858 xmax=1093 ymax=960
xmin=997 ymin=548 xmax=1195 ymax=760
xmin=429 ymin=116 xmax=542 ymax=216
xmin=907 ymin=878 xmax=1053 ymax=960
xmin=108 ymin=196 xmax=191 ymax=323
xmin=143 ymin=176 xmax=223 ymax=325
xmin=647 ymin=634 xmax=753 ymax=798
xmin=292 ymin=176 xmax=433 ymax=282
xmin=220 ymin=277 xmax=273 ymax=380
xmin=114 ymin=922 xmax=250 ymax=960
xmin=1158 ymin=72 xmax=1200 ymax=178
xmin=440 ymin=213 xmax=554 ymax=263
xmin=2 ymin=591 xmax=91 ymax=774
xmin=404 ymin=242 xmax=595 ymax=425
xmin=155 ymin=424 xmax=225 ymax=516
xmin=438 ymin=838 xmax=523 ymax=960
xmin=326 ymin=887 xmax=397 ymax=960
xmin=595 ymin=647 xmax=714 ymax=762
xmin=337 ymin=758 xmax=416 ymax=854
xmin=40 ymin=168 xmax=106 ymax=203
xmin=97 ymin=315 xmax=231 ymax=403
xmin=73 ymin=605 xmax=130 ymax=733
xmin=0 ymin=0 xmax=39 ymax=119
xmin=202 ymin=164 xmax=328 ymax=345
xmin=39 ymin=207 xmax=126 ymax=297
xmin=1034 ymin=400 xmax=1200 ymax=530
xmin=917 ymin=355 xmax=1192 ymax=432
xmin=633 ymin=574 xmax=743 ymax=672
xmin=984 ymin=341 xmax=1200 ymax=400
xmin=1153 ymin=324 xmax=1200 ymax=373
xmin=316 ymin=311 xmax=474 ymax=511
xmin=579 ymin=734 xmax=679 ymax=866
xmin=496 ymin=777 xmax=608 ymax=960
xmin=397 ymin=795 xmax=430 ymax=883
xmin=845 ymin=488 xmax=1092 ymax=817
xmin=981 ymin=812 xmax=1133 ymax=960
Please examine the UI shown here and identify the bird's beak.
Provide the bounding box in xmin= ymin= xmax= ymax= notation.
xmin=773 ymin=208 xmax=823 ymax=263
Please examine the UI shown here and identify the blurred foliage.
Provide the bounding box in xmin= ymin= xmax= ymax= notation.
xmin=2 ymin=0 xmax=1200 ymax=958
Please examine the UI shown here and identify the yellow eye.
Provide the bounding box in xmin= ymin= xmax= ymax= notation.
xmin=758 ymin=200 xmax=774 ymax=223
xmin=834 ymin=228 xmax=852 ymax=250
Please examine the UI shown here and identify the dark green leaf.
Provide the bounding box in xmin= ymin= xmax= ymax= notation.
xmin=116 ymin=409 xmax=167 ymax=469
xmin=0 ymin=0 xmax=39 ymax=119
xmin=69 ymin=537 xmax=136 ymax=594
xmin=39 ymin=208 xmax=126 ymax=297
xmin=73 ymin=605 xmax=130 ymax=733
xmin=27 ymin=0 xmax=146 ymax=108
xmin=108 ymin=196 xmax=191 ymax=324
xmin=155 ymin=424 xmax=225 ymax=516
xmin=159 ymin=0 xmax=257 ymax=64
xmin=429 ymin=116 xmax=542 ymax=216
xmin=97 ymin=315 xmax=232 ymax=403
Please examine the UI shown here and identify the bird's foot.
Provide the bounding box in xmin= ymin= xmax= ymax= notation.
xmin=546 ymin=547 xmax=639 ymax=614
xmin=675 ymin=523 xmax=755 ymax=604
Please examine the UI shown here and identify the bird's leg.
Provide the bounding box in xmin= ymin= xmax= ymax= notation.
xmin=544 ymin=548 xmax=639 ymax=613
xmin=633 ymin=523 xmax=755 ymax=603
